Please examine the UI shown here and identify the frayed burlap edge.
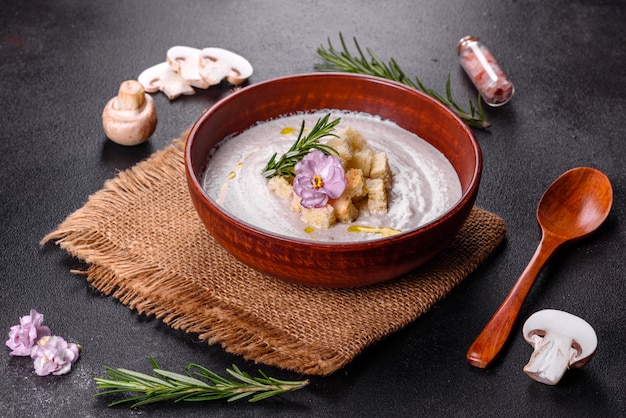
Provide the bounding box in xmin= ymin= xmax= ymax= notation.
xmin=42 ymin=138 xmax=506 ymax=376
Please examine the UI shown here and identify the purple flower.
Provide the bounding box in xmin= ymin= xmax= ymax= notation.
xmin=30 ymin=335 xmax=80 ymax=376
xmin=6 ymin=309 xmax=51 ymax=356
xmin=293 ymin=150 xmax=346 ymax=208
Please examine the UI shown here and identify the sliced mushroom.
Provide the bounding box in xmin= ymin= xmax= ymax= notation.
xmin=199 ymin=47 xmax=253 ymax=85
xmin=102 ymin=80 xmax=157 ymax=146
xmin=522 ymin=309 xmax=597 ymax=385
xmin=198 ymin=54 xmax=230 ymax=86
xmin=137 ymin=62 xmax=195 ymax=100
xmin=166 ymin=46 xmax=208 ymax=89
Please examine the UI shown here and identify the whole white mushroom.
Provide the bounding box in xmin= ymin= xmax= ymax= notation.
xmin=522 ymin=309 xmax=597 ymax=385
xmin=102 ymin=80 xmax=157 ymax=146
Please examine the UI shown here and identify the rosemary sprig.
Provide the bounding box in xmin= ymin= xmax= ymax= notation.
xmin=262 ymin=113 xmax=341 ymax=179
xmin=94 ymin=357 xmax=309 ymax=407
xmin=315 ymin=33 xmax=490 ymax=129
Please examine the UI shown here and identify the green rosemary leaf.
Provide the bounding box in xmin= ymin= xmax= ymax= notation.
xmin=316 ymin=33 xmax=491 ymax=129
xmin=186 ymin=363 xmax=233 ymax=386
xmin=249 ymin=391 xmax=277 ymax=402
xmin=153 ymin=369 xmax=212 ymax=388
xmin=149 ymin=356 xmax=161 ymax=370
xmin=104 ymin=366 xmax=175 ymax=388
xmin=261 ymin=113 xmax=341 ymax=179
xmin=93 ymin=384 xmax=139 ymax=395
xmin=226 ymin=391 xmax=255 ymax=402
xmin=94 ymin=360 xmax=309 ymax=408
xmin=226 ymin=364 xmax=259 ymax=386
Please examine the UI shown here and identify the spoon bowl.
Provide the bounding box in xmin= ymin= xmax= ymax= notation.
xmin=537 ymin=168 xmax=613 ymax=239
xmin=466 ymin=167 xmax=613 ymax=368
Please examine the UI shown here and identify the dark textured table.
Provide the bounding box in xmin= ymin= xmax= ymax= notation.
xmin=1 ymin=1 xmax=624 ymax=416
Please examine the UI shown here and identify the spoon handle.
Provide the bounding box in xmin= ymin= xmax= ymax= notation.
xmin=466 ymin=233 xmax=561 ymax=368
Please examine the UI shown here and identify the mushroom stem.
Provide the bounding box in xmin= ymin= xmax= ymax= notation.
xmin=115 ymin=80 xmax=146 ymax=110
xmin=522 ymin=309 xmax=597 ymax=385
xmin=523 ymin=332 xmax=578 ymax=385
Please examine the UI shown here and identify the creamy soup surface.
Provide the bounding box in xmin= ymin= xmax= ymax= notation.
xmin=202 ymin=110 xmax=462 ymax=242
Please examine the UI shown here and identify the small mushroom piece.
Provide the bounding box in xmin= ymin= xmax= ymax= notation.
xmin=522 ymin=309 xmax=597 ymax=385
xmin=137 ymin=62 xmax=195 ymax=100
xmin=199 ymin=47 xmax=253 ymax=85
xmin=166 ymin=46 xmax=208 ymax=89
xmin=102 ymin=80 xmax=157 ymax=146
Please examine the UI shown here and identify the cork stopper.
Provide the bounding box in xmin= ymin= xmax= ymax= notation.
xmin=457 ymin=35 xmax=480 ymax=55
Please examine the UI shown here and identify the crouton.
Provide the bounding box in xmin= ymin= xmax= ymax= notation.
xmin=348 ymin=148 xmax=375 ymax=176
xmin=329 ymin=197 xmax=358 ymax=223
xmin=267 ymin=175 xmax=293 ymax=199
xmin=325 ymin=136 xmax=352 ymax=164
xmin=300 ymin=204 xmax=336 ymax=229
xmin=340 ymin=127 xmax=368 ymax=151
xmin=290 ymin=193 xmax=303 ymax=213
xmin=369 ymin=152 xmax=392 ymax=189
xmin=365 ymin=178 xmax=388 ymax=214
xmin=344 ymin=168 xmax=366 ymax=199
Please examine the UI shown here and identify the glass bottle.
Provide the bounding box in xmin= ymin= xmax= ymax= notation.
xmin=457 ymin=36 xmax=514 ymax=107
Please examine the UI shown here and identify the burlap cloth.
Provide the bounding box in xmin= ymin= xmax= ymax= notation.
xmin=42 ymin=137 xmax=506 ymax=376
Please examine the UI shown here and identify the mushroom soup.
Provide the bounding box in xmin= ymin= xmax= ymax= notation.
xmin=202 ymin=111 xmax=462 ymax=242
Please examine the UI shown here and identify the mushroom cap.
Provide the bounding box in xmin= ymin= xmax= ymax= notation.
xmin=523 ymin=309 xmax=597 ymax=367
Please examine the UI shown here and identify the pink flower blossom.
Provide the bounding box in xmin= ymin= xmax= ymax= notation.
xmin=30 ymin=335 xmax=80 ymax=376
xmin=5 ymin=309 xmax=51 ymax=356
xmin=293 ymin=150 xmax=346 ymax=208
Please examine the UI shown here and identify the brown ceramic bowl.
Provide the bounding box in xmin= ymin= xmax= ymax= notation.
xmin=185 ymin=73 xmax=482 ymax=288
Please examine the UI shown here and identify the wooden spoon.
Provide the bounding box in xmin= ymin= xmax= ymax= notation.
xmin=466 ymin=167 xmax=613 ymax=368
